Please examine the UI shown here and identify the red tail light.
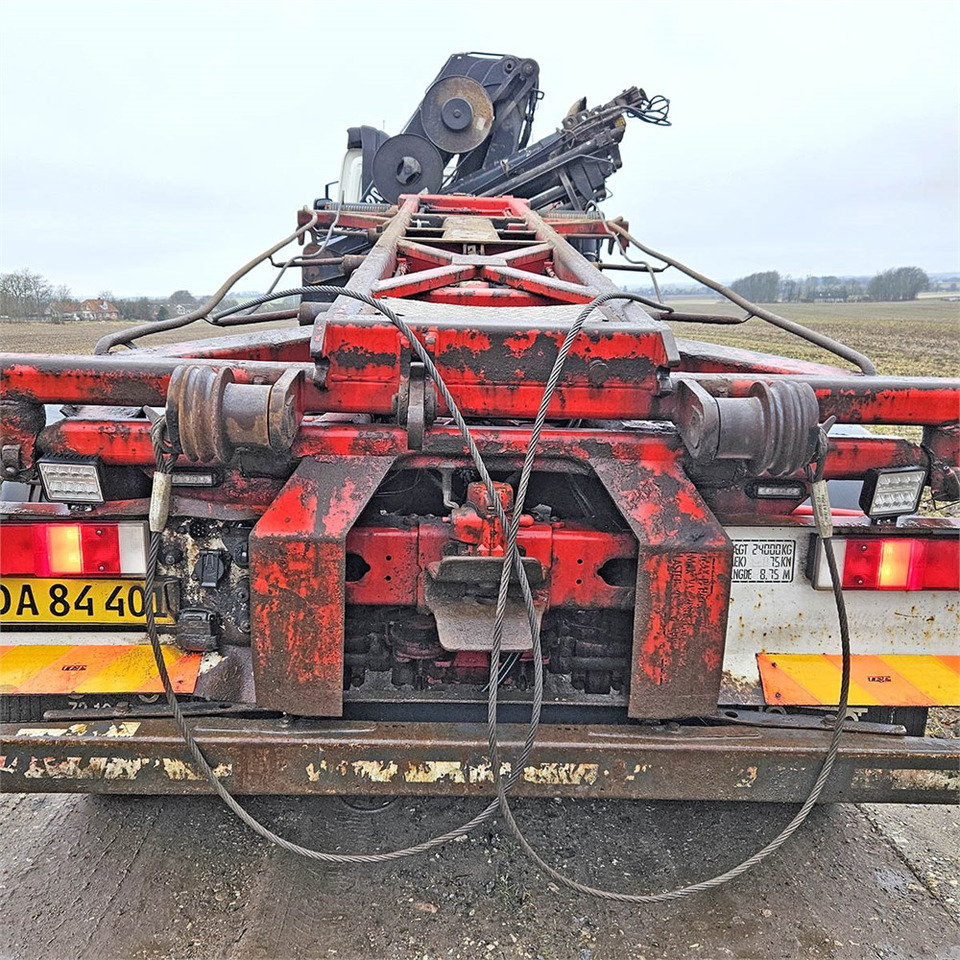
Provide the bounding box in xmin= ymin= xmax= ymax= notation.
xmin=0 ymin=523 xmax=147 ymax=578
xmin=839 ymin=537 xmax=959 ymax=591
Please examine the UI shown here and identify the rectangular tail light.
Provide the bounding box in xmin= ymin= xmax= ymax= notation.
xmin=810 ymin=535 xmax=959 ymax=591
xmin=0 ymin=522 xmax=147 ymax=578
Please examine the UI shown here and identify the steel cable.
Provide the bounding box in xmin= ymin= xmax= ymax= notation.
xmin=146 ymin=286 xmax=852 ymax=897
xmin=145 ymin=285 xmax=551 ymax=864
xmin=481 ymin=305 xmax=853 ymax=901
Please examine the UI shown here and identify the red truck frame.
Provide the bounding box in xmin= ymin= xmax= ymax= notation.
xmin=1 ymin=193 xmax=958 ymax=804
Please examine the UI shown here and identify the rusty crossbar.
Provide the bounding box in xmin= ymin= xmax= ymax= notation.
xmin=1 ymin=719 xmax=956 ymax=803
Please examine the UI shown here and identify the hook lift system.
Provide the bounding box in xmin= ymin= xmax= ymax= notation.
xmin=1 ymin=53 xmax=957 ymax=901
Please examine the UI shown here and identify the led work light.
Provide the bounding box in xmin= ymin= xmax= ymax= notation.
xmin=748 ymin=480 xmax=806 ymax=500
xmin=37 ymin=458 xmax=104 ymax=504
xmin=859 ymin=467 xmax=926 ymax=520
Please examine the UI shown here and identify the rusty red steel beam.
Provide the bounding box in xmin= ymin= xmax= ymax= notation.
xmin=0 ymin=355 xmax=317 ymax=406
xmin=13 ymin=371 xmax=954 ymax=431
xmin=497 ymin=243 xmax=555 ymax=267
xmin=517 ymin=206 xmax=617 ymax=291
xmin=418 ymin=288 xmax=557 ymax=307
xmin=92 ymin=325 xmax=314 ymax=362
xmin=676 ymin=339 xmax=854 ymax=377
xmin=396 ymin=239 xmax=457 ymax=268
xmin=821 ymin=436 xmax=925 ymax=477
xmin=3 ymin=719 xmax=956 ymax=802
xmin=479 ymin=264 xmax=596 ymax=304
xmin=592 ymin=455 xmax=731 ymax=718
xmin=420 ymin=194 xmax=525 ymax=216
xmin=297 ymin=206 xmax=396 ymax=231
xmin=373 ymin=263 xmax=479 ymax=298
xmin=37 ymin=421 xmax=676 ymax=465
xmin=543 ymin=219 xmax=617 ymax=238
xmin=343 ymin=524 xmax=637 ymax=610
xmin=6 ymin=354 xmax=958 ymax=427
xmin=37 ymin=419 xmax=932 ymax=481
xmin=311 ymin=196 xmax=419 ymax=358
xmin=249 ymin=455 xmax=395 ymax=716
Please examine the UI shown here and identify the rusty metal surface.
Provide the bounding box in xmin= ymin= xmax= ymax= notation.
xmin=1 ymin=718 xmax=956 ymax=803
xmin=674 ymin=378 xmax=820 ymax=477
xmin=4 ymin=360 xmax=957 ymax=440
xmin=310 ymin=197 xmax=418 ymax=359
xmin=592 ymin=453 xmax=733 ymax=718
xmin=0 ymin=353 xmax=316 ymax=406
xmin=925 ymin=424 xmax=960 ymax=500
xmin=166 ymin=365 xmax=302 ymax=464
xmin=685 ymin=373 xmax=960 ymax=426
xmin=677 ymin=338 xmax=854 ymax=377
xmin=0 ymin=395 xmax=45 ymax=482
xmin=249 ymin=455 xmax=395 ymax=716
xmin=2 ymin=192 xmax=959 ymax=778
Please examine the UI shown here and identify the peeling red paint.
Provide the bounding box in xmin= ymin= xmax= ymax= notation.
xmin=249 ymin=456 xmax=395 ymax=715
xmin=593 ymin=453 xmax=732 ymax=719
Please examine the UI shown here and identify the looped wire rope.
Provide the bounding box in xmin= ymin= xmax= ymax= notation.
xmin=146 ymin=284 xmax=852 ymax=899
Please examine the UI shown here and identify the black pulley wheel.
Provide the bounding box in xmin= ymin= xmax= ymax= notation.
xmin=372 ymin=134 xmax=444 ymax=203
xmin=420 ymin=76 xmax=495 ymax=154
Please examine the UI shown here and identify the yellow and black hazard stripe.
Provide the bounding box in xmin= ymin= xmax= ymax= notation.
xmin=0 ymin=645 xmax=201 ymax=695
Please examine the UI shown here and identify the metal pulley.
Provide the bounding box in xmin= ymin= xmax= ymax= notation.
xmin=674 ymin=378 xmax=821 ymax=477
xmin=420 ymin=76 xmax=495 ymax=154
xmin=372 ymin=134 xmax=444 ymax=203
xmin=165 ymin=365 xmax=302 ymax=464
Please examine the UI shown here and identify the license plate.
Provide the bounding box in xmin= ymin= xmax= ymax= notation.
xmin=0 ymin=578 xmax=174 ymax=626
xmin=732 ymin=540 xmax=796 ymax=584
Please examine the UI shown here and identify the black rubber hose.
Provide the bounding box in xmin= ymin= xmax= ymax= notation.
xmin=93 ymin=213 xmax=320 ymax=355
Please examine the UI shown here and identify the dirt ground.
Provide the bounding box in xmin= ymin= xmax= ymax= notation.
xmin=1 ymin=310 xmax=958 ymax=959
xmin=0 ymin=791 xmax=958 ymax=960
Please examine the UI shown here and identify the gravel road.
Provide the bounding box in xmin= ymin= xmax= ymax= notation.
xmin=1 ymin=790 xmax=957 ymax=960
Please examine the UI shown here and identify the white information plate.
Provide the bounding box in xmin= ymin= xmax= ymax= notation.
xmin=732 ymin=540 xmax=796 ymax=584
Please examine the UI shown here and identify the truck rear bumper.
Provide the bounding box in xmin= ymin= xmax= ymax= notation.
xmin=1 ymin=719 xmax=957 ymax=803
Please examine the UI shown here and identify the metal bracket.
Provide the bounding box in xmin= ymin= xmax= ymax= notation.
xmin=397 ymin=360 xmax=436 ymax=450
xmin=714 ymin=708 xmax=907 ymax=737
xmin=423 ymin=557 xmax=548 ymax=652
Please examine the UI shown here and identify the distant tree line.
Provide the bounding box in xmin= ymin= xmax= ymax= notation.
xmin=730 ymin=271 xmax=780 ymax=303
xmin=728 ymin=267 xmax=929 ymax=304
xmin=865 ymin=267 xmax=930 ymax=302
xmin=0 ymin=272 xmax=241 ymax=322
xmin=0 ymin=269 xmax=57 ymax=319
xmin=1 ymin=262 xmax=934 ymax=321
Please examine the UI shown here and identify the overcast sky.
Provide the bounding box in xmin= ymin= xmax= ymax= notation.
xmin=1 ymin=0 xmax=957 ymax=299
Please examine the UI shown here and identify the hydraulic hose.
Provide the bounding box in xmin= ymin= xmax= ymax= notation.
xmin=145 ymin=286 xmax=852 ymax=899
xmin=93 ymin=212 xmax=320 ymax=355
xmin=604 ymin=222 xmax=877 ymax=376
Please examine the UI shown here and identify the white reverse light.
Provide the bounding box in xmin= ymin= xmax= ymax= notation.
xmin=859 ymin=467 xmax=927 ymax=519
xmin=38 ymin=459 xmax=104 ymax=504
